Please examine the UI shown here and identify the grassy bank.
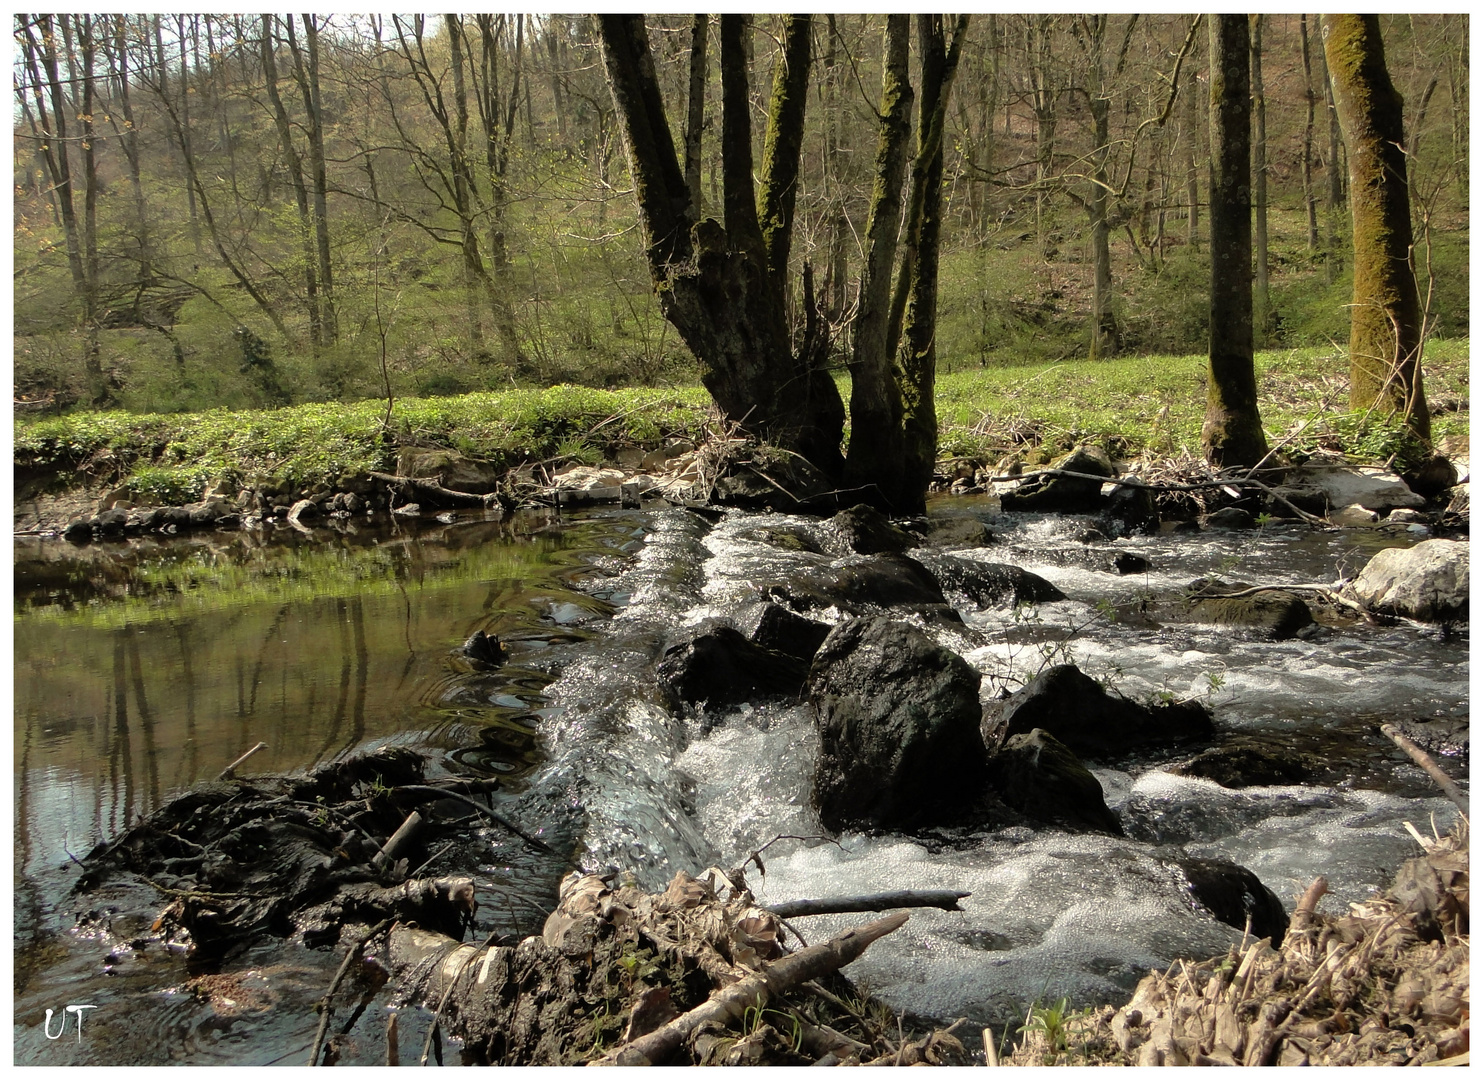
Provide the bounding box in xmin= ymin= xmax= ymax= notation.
xmin=16 ymin=341 xmax=1469 ymax=505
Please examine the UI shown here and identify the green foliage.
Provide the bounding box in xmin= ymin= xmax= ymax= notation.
xmin=16 ymin=385 xmax=711 ymax=499
xmin=1019 ymin=996 xmax=1074 ymax=1054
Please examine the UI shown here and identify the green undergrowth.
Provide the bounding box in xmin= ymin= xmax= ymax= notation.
xmin=17 ymin=384 xmax=712 ymax=503
xmin=934 ymin=340 xmax=1469 ymax=466
xmin=16 ymin=342 xmax=1468 ymax=502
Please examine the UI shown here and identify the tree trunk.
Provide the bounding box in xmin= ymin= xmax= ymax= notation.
xmin=843 ymin=16 xmax=913 ymax=504
xmin=1322 ymin=14 xmax=1431 ymax=441
xmin=261 ymin=16 xmax=322 ymax=349
xmin=176 ymin=16 xmax=202 ymax=254
xmin=598 ymin=15 xmax=845 ymax=475
xmin=1086 ymin=18 xmax=1120 ymax=360
xmin=1185 ymin=58 xmax=1201 ymax=250
xmin=1299 ymin=15 xmax=1319 ymax=251
xmin=683 ymin=14 xmax=707 ymax=214
xmin=1318 ymin=30 xmax=1345 ymax=284
xmin=1202 ymin=14 xmax=1268 ymax=468
xmin=291 ymin=15 xmax=337 ymax=344
xmin=1250 ymin=15 xmax=1270 ymax=345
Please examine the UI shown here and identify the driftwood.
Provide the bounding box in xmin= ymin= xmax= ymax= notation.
xmin=594 ymin=911 xmax=910 ymax=1066
xmin=766 ymin=889 xmax=970 ymax=919
xmin=373 ymin=811 xmax=423 ymax=870
xmin=1381 ymin=723 xmax=1470 ymax=816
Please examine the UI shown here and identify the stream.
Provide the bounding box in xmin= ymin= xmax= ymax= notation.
xmin=12 ymin=499 xmax=1467 ymax=1064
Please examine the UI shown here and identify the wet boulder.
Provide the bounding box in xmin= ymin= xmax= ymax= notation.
xmin=1187 ymin=591 xmax=1314 ymax=640
xmin=1347 ymin=539 xmax=1469 ymax=623
xmin=63 ymin=516 xmax=94 ymax=543
xmin=657 ymin=625 xmax=809 ymax=709
xmin=1177 ymin=857 xmax=1288 ymax=947
xmin=1204 ymin=506 xmax=1255 ymax=530
xmin=808 ymin=617 xmax=987 ymax=831
xmin=997 ymin=664 xmax=1214 ymax=759
xmin=710 ymin=455 xmax=832 ymax=512
xmin=460 ymin=630 xmax=507 ymax=667
xmin=1172 ymin=742 xmax=1316 ymax=788
xmin=921 ymin=553 xmax=1065 ymax=608
xmin=94 ymin=508 xmax=129 ymax=536
xmin=923 ymin=515 xmax=993 ymax=549
xmin=1000 ymin=446 xmax=1113 ymax=513
xmin=1401 ymin=454 xmax=1459 ymax=500
xmin=748 ymin=603 xmax=831 ymax=662
xmin=985 ymin=728 xmax=1123 ymax=835
xmin=764 ymin=554 xmax=949 ymax=614
xmin=826 ymin=504 xmax=918 ymax=555
xmin=1100 ymin=482 xmax=1160 ymax=537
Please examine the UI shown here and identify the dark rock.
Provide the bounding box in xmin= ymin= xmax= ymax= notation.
xmin=998 ymin=664 xmax=1214 ymax=759
xmin=1264 ymin=485 xmax=1330 ymax=517
xmin=808 ymin=617 xmax=987 ymax=831
xmin=1000 ymin=446 xmax=1112 ymax=513
xmin=923 ymin=516 xmax=992 ymax=549
xmin=461 ymin=630 xmax=507 ymax=667
xmin=398 ymin=448 xmax=502 ymax=494
xmin=923 ymin=554 xmax=1066 ymax=608
xmin=1348 ymin=539 xmax=1468 ymax=622
xmin=285 ymin=498 xmax=319 ymax=526
xmin=63 ymin=517 xmax=94 ymax=543
xmin=1100 ymin=483 xmax=1160 ymax=537
xmin=658 ymin=625 xmax=808 ymax=708
xmin=749 ymin=604 xmax=831 ymax=662
xmin=1386 ymin=716 xmax=1469 ymax=759
xmin=828 ymin=504 xmax=918 ymax=555
xmin=126 ymin=507 xmax=164 ymax=532
xmin=1173 ymin=743 xmax=1316 ymax=788
xmin=1187 ymin=592 xmax=1314 ymax=640
xmin=1402 ymin=454 xmax=1459 ymax=500
xmin=764 ymin=554 xmax=948 ymax=613
xmin=159 ymin=506 xmax=193 ymax=529
xmin=1111 ymin=552 xmax=1151 ymax=575
xmin=755 ymin=527 xmax=822 ymax=554
xmin=710 ymin=456 xmax=832 ymax=512
xmin=986 ymin=728 xmax=1123 ymax=835
xmin=1177 ymin=857 xmax=1288 ymax=947
xmin=94 ymin=508 xmax=128 ymax=536
xmin=1205 ymin=506 xmax=1255 ymax=530
xmin=213 ymin=513 xmax=242 ymax=530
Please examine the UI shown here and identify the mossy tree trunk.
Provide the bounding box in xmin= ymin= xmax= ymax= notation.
xmin=1250 ymin=15 xmax=1270 ymax=344
xmin=1202 ymin=14 xmax=1268 ymax=469
xmin=598 ymin=15 xmax=846 ymax=477
xmin=844 ymin=15 xmax=970 ymax=515
xmin=1321 ymin=14 xmax=1432 ymax=442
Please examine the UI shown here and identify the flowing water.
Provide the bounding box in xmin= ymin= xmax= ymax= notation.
xmin=12 ymin=500 xmax=1467 ymax=1063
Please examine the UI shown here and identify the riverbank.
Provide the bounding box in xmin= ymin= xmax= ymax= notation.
xmin=14 ymin=342 xmax=1469 ymax=536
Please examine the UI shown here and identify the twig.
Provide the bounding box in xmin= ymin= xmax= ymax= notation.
xmin=219 ymin=741 xmax=267 ymax=781
xmin=1381 ymin=724 xmax=1470 ymax=816
xmin=1289 ymin=876 xmax=1328 ymax=936
xmin=373 ymin=811 xmax=423 ymax=870
xmin=308 ymin=918 xmax=395 ymax=1066
xmin=983 ymin=1024 xmax=999 ymax=1067
xmin=394 ymin=785 xmax=558 ymax=856
xmin=766 ymin=889 xmax=970 ymax=919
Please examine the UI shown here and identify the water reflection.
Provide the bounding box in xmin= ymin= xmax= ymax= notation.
xmin=12 ymin=509 xmax=639 ymax=881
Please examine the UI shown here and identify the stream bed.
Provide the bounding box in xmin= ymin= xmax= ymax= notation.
xmin=12 ymin=498 xmax=1468 ymax=1064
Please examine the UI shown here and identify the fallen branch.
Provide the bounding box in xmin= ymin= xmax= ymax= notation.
xmin=594 ymin=911 xmax=910 ymax=1066
xmin=219 ymin=741 xmax=267 ymax=780
xmin=1289 ymin=876 xmax=1329 ymax=936
xmin=393 ymin=784 xmax=558 ymax=856
xmin=1381 ymin=724 xmax=1470 ymax=816
xmin=308 ymin=917 xmax=395 ymax=1066
xmin=367 ymin=471 xmax=501 ymax=509
xmin=766 ymin=889 xmax=970 ymax=919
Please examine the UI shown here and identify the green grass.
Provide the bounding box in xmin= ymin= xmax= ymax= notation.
xmin=17 ymin=341 xmax=1468 ymax=502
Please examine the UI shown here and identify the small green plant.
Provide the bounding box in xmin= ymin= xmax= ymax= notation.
xmin=614 ymin=942 xmax=660 ymax=991
xmin=1019 ymin=996 xmax=1074 ymax=1055
xmin=1204 ymin=670 xmax=1227 ymax=696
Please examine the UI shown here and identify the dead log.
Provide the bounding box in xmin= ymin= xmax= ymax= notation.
xmin=593 ymin=911 xmax=909 ymax=1066
xmin=766 ymin=889 xmax=970 ymax=919
xmin=1381 ymin=724 xmax=1470 ymax=816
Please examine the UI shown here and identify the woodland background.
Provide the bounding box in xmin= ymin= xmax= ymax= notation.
xmin=12 ymin=14 xmax=1469 ymax=414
